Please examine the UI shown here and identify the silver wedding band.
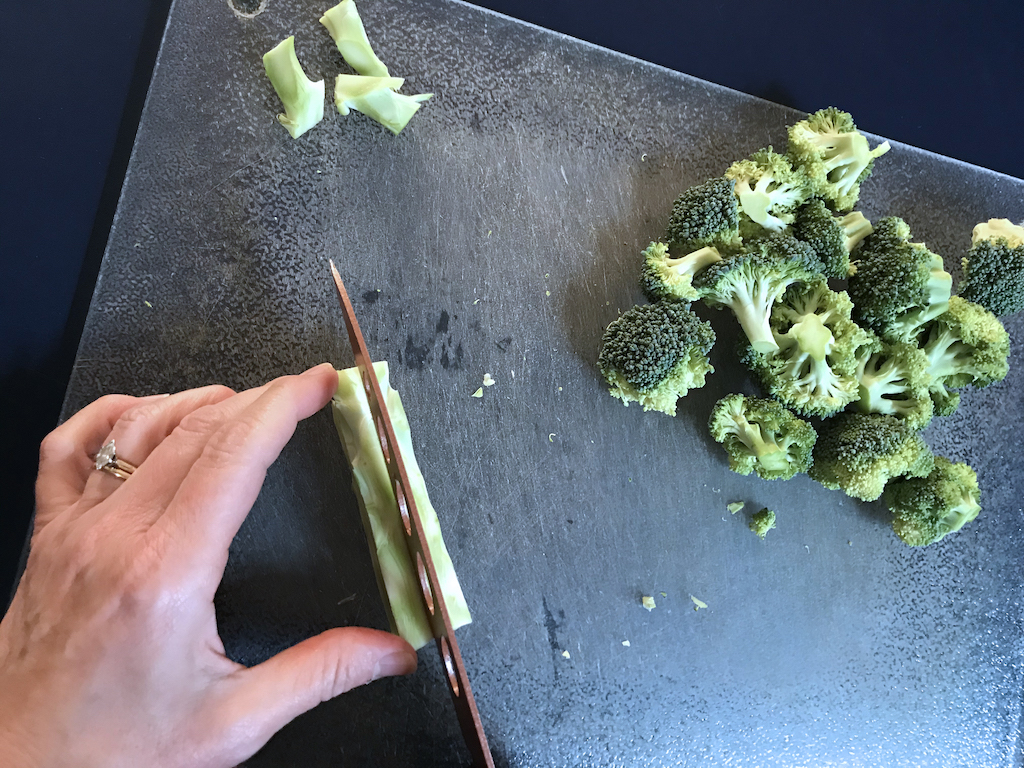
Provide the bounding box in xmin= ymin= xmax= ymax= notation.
xmin=94 ymin=440 xmax=137 ymax=481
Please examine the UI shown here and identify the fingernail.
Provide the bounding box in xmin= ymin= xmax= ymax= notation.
xmin=373 ymin=649 xmax=417 ymax=680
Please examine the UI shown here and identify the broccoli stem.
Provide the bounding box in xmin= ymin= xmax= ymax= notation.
xmin=923 ymin=326 xmax=972 ymax=379
xmin=729 ymin=279 xmax=780 ymax=353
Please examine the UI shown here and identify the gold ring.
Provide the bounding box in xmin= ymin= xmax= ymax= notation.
xmin=94 ymin=440 xmax=137 ymax=480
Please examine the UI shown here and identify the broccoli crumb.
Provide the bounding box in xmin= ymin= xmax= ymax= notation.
xmin=750 ymin=508 xmax=777 ymax=539
xmin=690 ymin=595 xmax=708 ymax=610
xmin=471 ymin=387 xmax=483 ymax=398
xmin=483 ymin=373 xmax=495 ymax=387
xmin=727 ymin=501 xmax=745 ymax=514
xmin=622 ymin=640 xmax=631 ymax=647
xmin=561 ymin=650 xmax=571 ymax=659
xmin=641 ymin=595 xmax=656 ymax=611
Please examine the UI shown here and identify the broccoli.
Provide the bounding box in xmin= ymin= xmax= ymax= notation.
xmin=724 ymin=148 xmax=811 ymax=236
xmin=745 ymin=279 xmax=870 ymax=418
xmin=708 ymin=393 xmax=817 ymax=480
xmin=320 ymin=0 xmax=390 ymax=77
xmin=597 ymin=301 xmax=716 ymax=416
xmin=918 ymin=295 xmax=1010 ymax=415
xmin=849 ymin=332 xmax=934 ymax=431
xmin=884 ymin=457 xmax=981 ymax=547
xmin=263 ymin=37 xmax=326 ymax=138
xmin=786 ymin=107 xmax=891 ymax=211
xmin=334 ymin=75 xmax=432 ymax=134
xmin=809 ymin=412 xmax=934 ymax=501
xmin=792 ymin=198 xmax=873 ymax=279
xmin=958 ymin=218 xmax=1024 ymax=317
xmin=694 ymin=232 xmax=824 ymax=353
xmin=847 ymin=217 xmax=952 ymax=343
xmin=664 ymin=177 xmax=741 ymax=249
xmin=640 ymin=241 xmax=723 ymax=302
xmin=749 ymin=508 xmax=777 ymax=539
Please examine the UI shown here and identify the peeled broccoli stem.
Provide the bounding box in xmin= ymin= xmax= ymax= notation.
xmin=332 ymin=362 xmax=471 ymax=650
xmin=727 ymin=277 xmax=788 ymax=354
xmin=721 ymin=408 xmax=794 ymax=474
xmin=922 ymin=324 xmax=978 ymax=381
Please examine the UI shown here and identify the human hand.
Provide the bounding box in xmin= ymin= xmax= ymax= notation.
xmin=0 ymin=363 xmax=417 ymax=768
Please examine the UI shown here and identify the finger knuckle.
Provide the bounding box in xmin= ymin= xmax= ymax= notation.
xmin=201 ymin=418 xmax=259 ymax=470
xmin=175 ymin=403 xmax=225 ymax=439
xmin=38 ymin=430 xmax=75 ymax=466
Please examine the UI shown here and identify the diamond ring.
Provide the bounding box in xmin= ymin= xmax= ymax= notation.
xmin=94 ymin=440 xmax=137 ymax=480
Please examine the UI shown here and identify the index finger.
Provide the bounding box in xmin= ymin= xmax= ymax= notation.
xmin=155 ymin=364 xmax=339 ymax=574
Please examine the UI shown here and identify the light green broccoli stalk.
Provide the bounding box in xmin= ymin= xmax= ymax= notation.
xmin=724 ymin=148 xmax=811 ymax=237
xmin=332 ymin=362 xmax=471 ymax=650
xmin=320 ymin=0 xmax=390 ymax=77
xmin=958 ymin=218 xmax=1024 ymax=317
xmin=809 ymin=412 xmax=933 ymax=502
xmin=745 ymin=279 xmax=871 ymax=418
xmin=847 ymin=217 xmax=952 ymax=344
xmin=334 ymin=75 xmax=432 ymax=134
xmin=884 ymin=457 xmax=981 ymax=547
xmin=792 ymin=198 xmax=873 ymax=279
xmin=597 ymin=300 xmax=716 ymax=416
xmin=849 ymin=332 xmax=934 ymax=431
xmin=708 ymin=394 xmax=817 ymax=480
xmin=918 ymin=295 xmax=1010 ymax=416
xmin=263 ymin=36 xmax=325 ymax=138
xmin=694 ymin=232 xmax=825 ymax=354
xmin=639 ymin=240 xmax=723 ymax=303
xmin=786 ymin=107 xmax=891 ymax=211
xmin=664 ymin=177 xmax=741 ymax=249
xmin=749 ymin=508 xmax=777 ymax=539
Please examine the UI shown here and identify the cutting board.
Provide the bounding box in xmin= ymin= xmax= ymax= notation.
xmin=61 ymin=0 xmax=1024 ymax=764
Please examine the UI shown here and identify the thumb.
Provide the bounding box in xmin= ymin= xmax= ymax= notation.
xmin=224 ymin=627 xmax=417 ymax=748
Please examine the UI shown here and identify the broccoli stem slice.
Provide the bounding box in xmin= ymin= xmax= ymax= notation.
xmin=332 ymin=362 xmax=471 ymax=650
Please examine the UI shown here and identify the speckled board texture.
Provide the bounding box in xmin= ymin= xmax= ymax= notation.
xmin=59 ymin=0 xmax=1024 ymax=765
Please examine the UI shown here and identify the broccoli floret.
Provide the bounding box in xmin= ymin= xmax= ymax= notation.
xmin=786 ymin=107 xmax=891 ymax=211
xmin=597 ymin=301 xmax=716 ymax=416
xmin=809 ymin=412 xmax=934 ymax=501
xmin=664 ymin=177 xmax=741 ymax=249
xmin=724 ymin=148 xmax=811 ymax=237
xmin=792 ymin=198 xmax=873 ymax=279
xmin=263 ymin=37 xmax=326 ymax=139
xmin=640 ymin=241 xmax=723 ymax=302
xmin=847 ymin=217 xmax=952 ymax=343
xmin=694 ymin=233 xmax=824 ymax=354
xmin=958 ymin=218 xmax=1024 ymax=317
xmin=708 ymin=394 xmax=817 ymax=480
xmin=849 ymin=332 xmax=934 ymax=431
xmin=884 ymin=457 xmax=981 ymax=547
xmin=918 ymin=295 xmax=1010 ymax=414
xmin=745 ymin=279 xmax=871 ymax=417
xmin=749 ymin=508 xmax=777 ymax=539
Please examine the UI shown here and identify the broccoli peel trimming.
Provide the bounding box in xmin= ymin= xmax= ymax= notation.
xmin=334 ymin=75 xmax=433 ymax=135
xmin=695 ymin=233 xmax=824 ymax=354
xmin=958 ymin=218 xmax=1024 ymax=317
xmin=332 ymin=362 xmax=471 ymax=650
xmin=884 ymin=457 xmax=981 ymax=547
xmin=746 ymin=279 xmax=870 ymax=418
xmin=597 ymin=301 xmax=716 ymax=416
xmin=320 ymin=0 xmax=390 ymax=77
xmin=809 ymin=412 xmax=934 ymax=502
xmin=639 ymin=241 xmax=723 ymax=303
xmin=262 ymin=37 xmax=325 ymax=138
xmin=708 ymin=394 xmax=817 ymax=480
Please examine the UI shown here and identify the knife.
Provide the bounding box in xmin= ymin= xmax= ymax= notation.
xmin=329 ymin=261 xmax=494 ymax=768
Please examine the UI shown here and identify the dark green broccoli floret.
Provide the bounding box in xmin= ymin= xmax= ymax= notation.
xmin=640 ymin=241 xmax=723 ymax=302
xmin=849 ymin=331 xmax=934 ymax=431
xmin=847 ymin=217 xmax=952 ymax=343
xmin=809 ymin=412 xmax=934 ymax=501
xmin=786 ymin=107 xmax=891 ymax=212
xmin=708 ymin=393 xmax=817 ymax=480
xmin=664 ymin=177 xmax=741 ymax=249
xmin=884 ymin=457 xmax=981 ymax=547
xmin=695 ymin=233 xmax=824 ymax=354
xmin=918 ymin=295 xmax=1010 ymax=415
xmin=597 ymin=301 xmax=716 ymax=416
xmin=749 ymin=508 xmax=777 ymax=539
xmin=958 ymin=218 xmax=1024 ymax=317
xmin=745 ymin=279 xmax=871 ymax=418
xmin=792 ymin=198 xmax=873 ymax=279
xmin=724 ymin=147 xmax=811 ymax=237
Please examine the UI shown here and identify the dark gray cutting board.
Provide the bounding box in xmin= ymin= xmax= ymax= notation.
xmin=60 ymin=0 xmax=1024 ymax=764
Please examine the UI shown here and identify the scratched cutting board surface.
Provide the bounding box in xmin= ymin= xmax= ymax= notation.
xmin=60 ymin=0 xmax=1024 ymax=764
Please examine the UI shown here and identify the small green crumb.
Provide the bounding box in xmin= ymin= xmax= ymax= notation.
xmin=750 ymin=508 xmax=777 ymax=540
xmin=471 ymin=387 xmax=484 ymax=398
xmin=690 ymin=595 xmax=707 ymax=611
xmin=545 ymin=290 xmax=551 ymax=297
xmin=482 ymin=373 xmax=495 ymax=387
xmin=548 ymin=433 xmax=556 ymax=442
xmin=622 ymin=640 xmax=631 ymax=647
xmin=727 ymin=501 xmax=745 ymax=515
xmin=144 ymin=300 xmax=153 ymax=308
xmin=641 ymin=595 xmax=656 ymax=611
xmin=561 ymin=650 xmax=571 ymax=659
xmin=659 ymin=592 xmax=667 ymax=597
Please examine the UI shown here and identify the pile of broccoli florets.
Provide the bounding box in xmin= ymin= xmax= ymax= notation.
xmin=596 ymin=107 xmax=1022 ymax=547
